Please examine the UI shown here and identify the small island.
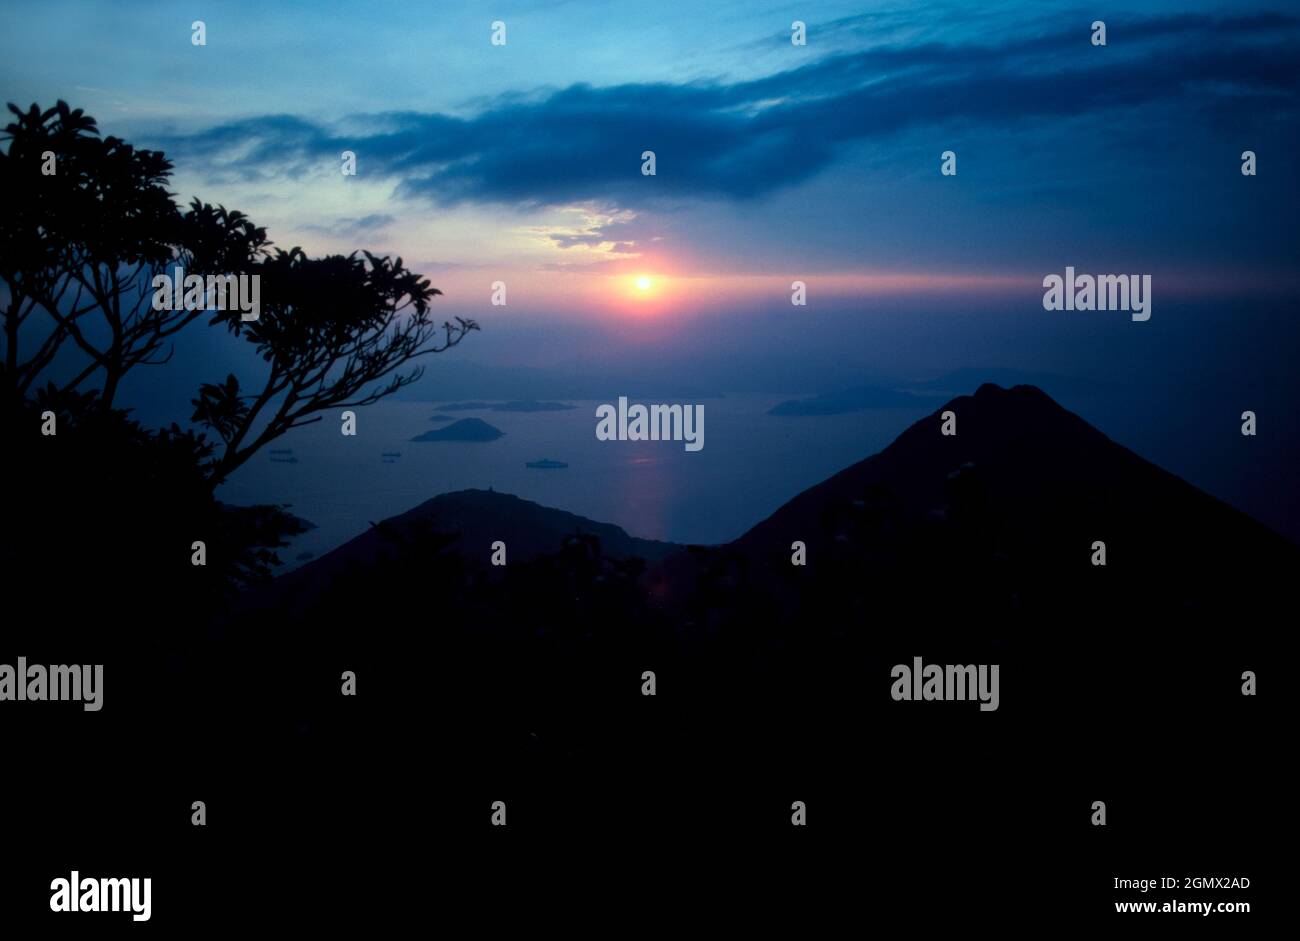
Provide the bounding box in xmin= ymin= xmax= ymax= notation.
xmin=411 ymin=417 xmax=506 ymax=442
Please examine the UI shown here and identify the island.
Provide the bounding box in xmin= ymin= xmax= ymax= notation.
xmin=768 ymin=385 xmax=922 ymax=415
xmin=437 ymin=400 xmax=577 ymax=413
xmin=411 ymin=417 xmax=506 ymax=442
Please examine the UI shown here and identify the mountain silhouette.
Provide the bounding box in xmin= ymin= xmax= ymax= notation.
xmin=236 ymin=383 xmax=1289 ymax=803
xmin=727 ymin=382 xmax=1292 ymax=621
xmin=746 ymin=382 xmax=1286 ymax=556
xmin=259 ymin=488 xmax=679 ymax=614
xmin=276 ymin=383 xmax=1293 ymax=623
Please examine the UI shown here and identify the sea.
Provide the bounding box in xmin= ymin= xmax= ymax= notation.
xmin=216 ymin=396 xmax=936 ymax=569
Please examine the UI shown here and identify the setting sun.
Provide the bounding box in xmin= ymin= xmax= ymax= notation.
xmin=613 ymin=272 xmax=670 ymax=308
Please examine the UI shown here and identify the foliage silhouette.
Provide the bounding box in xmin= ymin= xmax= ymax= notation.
xmin=0 ymin=103 xmax=476 ymax=759
xmin=1 ymin=101 xmax=475 ymax=600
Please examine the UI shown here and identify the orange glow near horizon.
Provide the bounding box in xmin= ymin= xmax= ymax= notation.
xmin=618 ymin=272 xmax=667 ymax=308
xmin=422 ymin=267 xmax=1096 ymax=320
xmin=403 ymin=265 xmax=1261 ymax=330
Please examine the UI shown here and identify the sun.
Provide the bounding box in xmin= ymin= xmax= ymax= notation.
xmin=620 ymin=272 xmax=666 ymax=305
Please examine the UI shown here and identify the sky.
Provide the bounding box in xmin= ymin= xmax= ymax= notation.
xmin=3 ymin=1 xmax=1296 ymax=341
xmin=3 ymin=0 xmax=1298 ymax=538
xmin=2 ymin=1 xmax=1298 ymax=415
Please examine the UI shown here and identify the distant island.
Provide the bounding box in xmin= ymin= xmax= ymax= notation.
xmin=768 ymin=371 xmax=1105 ymax=416
xmin=768 ymin=385 xmax=925 ymax=415
xmin=437 ymin=400 xmax=578 ymax=413
xmin=411 ymin=417 xmax=505 ymax=442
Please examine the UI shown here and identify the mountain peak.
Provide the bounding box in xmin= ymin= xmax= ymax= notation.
xmin=960 ymin=382 xmax=1069 ymax=416
xmin=735 ymin=383 xmax=1292 ymax=590
xmin=973 ymin=381 xmax=1049 ymax=400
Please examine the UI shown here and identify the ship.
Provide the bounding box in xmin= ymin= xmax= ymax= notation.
xmin=525 ymin=458 xmax=568 ymax=469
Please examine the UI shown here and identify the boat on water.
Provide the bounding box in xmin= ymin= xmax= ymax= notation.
xmin=525 ymin=458 xmax=568 ymax=469
xmin=381 ymin=452 xmax=402 ymax=458
xmin=270 ymin=456 xmax=299 ymax=464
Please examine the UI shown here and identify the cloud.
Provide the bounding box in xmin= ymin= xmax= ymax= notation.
xmin=300 ymin=213 xmax=396 ymax=239
xmin=149 ymin=12 xmax=1299 ymax=209
xmin=543 ymin=214 xmax=663 ymax=255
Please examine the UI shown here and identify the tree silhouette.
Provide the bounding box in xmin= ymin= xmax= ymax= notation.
xmin=0 ymin=100 xmax=476 ymax=593
xmin=0 ymin=101 xmax=182 ymax=406
xmin=191 ymin=242 xmax=477 ymax=485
